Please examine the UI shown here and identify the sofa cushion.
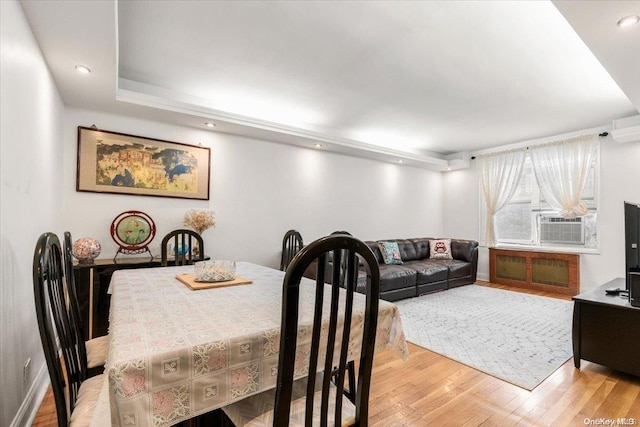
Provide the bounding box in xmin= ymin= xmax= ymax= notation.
xmin=409 ymin=238 xmax=433 ymax=259
xmin=397 ymin=239 xmax=418 ymax=261
xmin=430 ymin=239 xmax=453 ymax=259
xmin=435 ymin=259 xmax=472 ymax=279
xmin=405 ymin=260 xmax=448 ymax=284
xmin=377 ymin=264 xmax=418 ymax=292
xmin=379 ymin=241 xmax=403 ymax=265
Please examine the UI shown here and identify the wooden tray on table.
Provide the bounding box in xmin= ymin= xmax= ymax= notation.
xmin=175 ymin=273 xmax=252 ymax=290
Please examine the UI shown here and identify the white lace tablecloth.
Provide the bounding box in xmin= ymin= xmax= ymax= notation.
xmin=91 ymin=262 xmax=407 ymax=427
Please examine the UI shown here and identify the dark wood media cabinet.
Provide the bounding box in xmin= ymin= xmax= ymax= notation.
xmin=572 ymin=278 xmax=640 ymax=377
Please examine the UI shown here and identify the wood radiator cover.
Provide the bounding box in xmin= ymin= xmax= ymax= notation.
xmin=489 ymin=248 xmax=579 ymax=296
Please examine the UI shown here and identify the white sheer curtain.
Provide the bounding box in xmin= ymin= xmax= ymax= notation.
xmin=478 ymin=150 xmax=526 ymax=247
xmin=529 ymin=134 xmax=598 ymax=218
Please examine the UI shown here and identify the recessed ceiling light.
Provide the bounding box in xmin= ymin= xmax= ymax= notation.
xmin=75 ymin=65 xmax=91 ymax=74
xmin=397 ymin=159 xmax=404 ymax=164
xmin=314 ymin=143 xmax=322 ymax=148
xmin=617 ymin=15 xmax=640 ymax=28
xmin=204 ymin=122 xmax=216 ymax=128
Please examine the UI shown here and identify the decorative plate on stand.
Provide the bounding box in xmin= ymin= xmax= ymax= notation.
xmin=110 ymin=210 xmax=156 ymax=260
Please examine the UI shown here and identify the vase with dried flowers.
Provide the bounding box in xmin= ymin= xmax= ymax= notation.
xmin=183 ymin=209 xmax=216 ymax=235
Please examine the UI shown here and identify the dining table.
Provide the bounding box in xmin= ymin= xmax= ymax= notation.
xmin=90 ymin=261 xmax=409 ymax=427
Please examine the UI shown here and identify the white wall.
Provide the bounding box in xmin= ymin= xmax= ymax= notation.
xmin=442 ymin=164 xmax=481 ymax=241
xmin=443 ymin=138 xmax=640 ymax=291
xmin=582 ymin=139 xmax=640 ymax=289
xmin=63 ymin=109 xmax=445 ymax=269
xmin=0 ymin=1 xmax=65 ymax=425
xmin=442 ymin=163 xmax=487 ymax=279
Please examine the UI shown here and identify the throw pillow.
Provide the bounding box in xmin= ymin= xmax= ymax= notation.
xmin=379 ymin=241 xmax=403 ymax=265
xmin=430 ymin=239 xmax=453 ymax=259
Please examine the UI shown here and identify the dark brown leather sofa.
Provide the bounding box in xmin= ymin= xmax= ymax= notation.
xmin=363 ymin=238 xmax=479 ymax=302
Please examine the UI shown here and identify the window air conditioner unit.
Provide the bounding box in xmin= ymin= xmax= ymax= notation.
xmin=539 ymin=216 xmax=584 ymax=245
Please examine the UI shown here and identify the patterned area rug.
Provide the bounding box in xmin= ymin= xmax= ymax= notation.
xmin=395 ymin=285 xmax=573 ymax=390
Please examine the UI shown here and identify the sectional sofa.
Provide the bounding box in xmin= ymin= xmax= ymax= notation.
xmin=363 ymin=238 xmax=479 ymax=301
xmin=303 ymin=237 xmax=479 ymax=302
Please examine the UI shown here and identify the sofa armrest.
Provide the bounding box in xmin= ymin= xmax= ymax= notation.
xmin=450 ymin=239 xmax=478 ymax=262
xmin=450 ymin=239 xmax=479 ymax=281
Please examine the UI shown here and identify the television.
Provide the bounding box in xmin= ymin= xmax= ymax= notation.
xmin=624 ymin=201 xmax=640 ymax=291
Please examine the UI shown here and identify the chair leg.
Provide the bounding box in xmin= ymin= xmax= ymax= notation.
xmin=346 ymin=360 xmax=356 ymax=404
xmin=331 ymin=360 xmax=357 ymax=404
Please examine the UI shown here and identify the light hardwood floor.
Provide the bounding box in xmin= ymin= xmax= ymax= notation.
xmin=32 ymin=282 xmax=640 ymax=426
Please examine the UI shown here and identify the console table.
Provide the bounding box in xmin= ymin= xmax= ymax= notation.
xmin=73 ymin=256 xmax=207 ymax=339
xmin=572 ymin=278 xmax=640 ymax=377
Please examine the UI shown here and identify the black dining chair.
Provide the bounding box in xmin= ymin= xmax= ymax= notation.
xmin=327 ymin=230 xmax=359 ymax=402
xmin=33 ymin=232 xmax=104 ymax=426
xmin=223 ymin=234 xmax=381 ymax=426
xmin=63 ymin=232 xmax=108 ymax=377
xmin=161 ymin=229 xmax=205 ymax=266
xmin=280 ymin=229 xmax=304 ymax=271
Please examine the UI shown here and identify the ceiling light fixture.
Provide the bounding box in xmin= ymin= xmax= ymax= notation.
xmin=75 ymin=65 xmax=91 ymax=74
xmin=617 ymin=15 xmax=640 ymax=28
xmin=397 ymin=159 xmax=404 ymax=164
xmin=204 ymin=122 xmax=216 ymax=128
xmin=314 ymin=143 xmax=322 ymax=148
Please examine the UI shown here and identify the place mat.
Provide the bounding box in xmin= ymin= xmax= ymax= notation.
xmin=175 ymin=273 xmax=253 ymax=290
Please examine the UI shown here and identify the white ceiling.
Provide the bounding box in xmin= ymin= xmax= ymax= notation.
xmin=19 ymin=0 xmax=640 ymax=170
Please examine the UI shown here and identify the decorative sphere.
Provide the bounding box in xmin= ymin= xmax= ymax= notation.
xmin=72 ymin=238 xmax=101 ymax=263
xmin=177 ymin=244 xmax=189 ymax=256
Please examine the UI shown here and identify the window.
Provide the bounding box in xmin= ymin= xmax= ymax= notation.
xmin=493 ymin=156 xmax=598 ymax=250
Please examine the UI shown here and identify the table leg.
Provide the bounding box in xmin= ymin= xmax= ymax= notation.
xmin=572 ymin=301 xmax=581 ymax=369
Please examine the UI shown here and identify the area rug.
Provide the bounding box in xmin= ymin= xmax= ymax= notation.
xmin=395 ymin=285 xmax=573 ymax=390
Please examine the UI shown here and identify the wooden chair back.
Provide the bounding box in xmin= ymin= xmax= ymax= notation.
xmin=33 ymin=232 xmax=84 ymax=427
xmin=63 ymin=232 xmax=90 ymax=378
xmin=280 ymin=229 xmax=304 ymax=271
xmin=273 ymin=234 xmax=380 ymax=426
xmin=161 ymin=229 xmax=204 ymax=266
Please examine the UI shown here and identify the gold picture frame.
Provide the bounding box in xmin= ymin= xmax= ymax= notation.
xmin=76 ymin=126 xmax=210 ymax=200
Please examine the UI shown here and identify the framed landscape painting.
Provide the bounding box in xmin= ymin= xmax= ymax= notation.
xmin=76 ymin=127 xmax=210 ymax=200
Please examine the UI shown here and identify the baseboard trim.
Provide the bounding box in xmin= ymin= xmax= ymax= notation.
xmin=477 ymin=272 xmax=489 ymax=282
xmin=11 ymin=362 xmax=50 ymax=427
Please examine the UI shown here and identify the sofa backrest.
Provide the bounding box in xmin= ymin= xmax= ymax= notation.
xmin=409 ymin=238 xmax=433 ymax=259
xmin=367 ymin=238 xmax=479 ymax=264
xmin=375 ymin=239 xmax=418 ymax=262
xmin=408 ymin=238 xmax=479 ymax=263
